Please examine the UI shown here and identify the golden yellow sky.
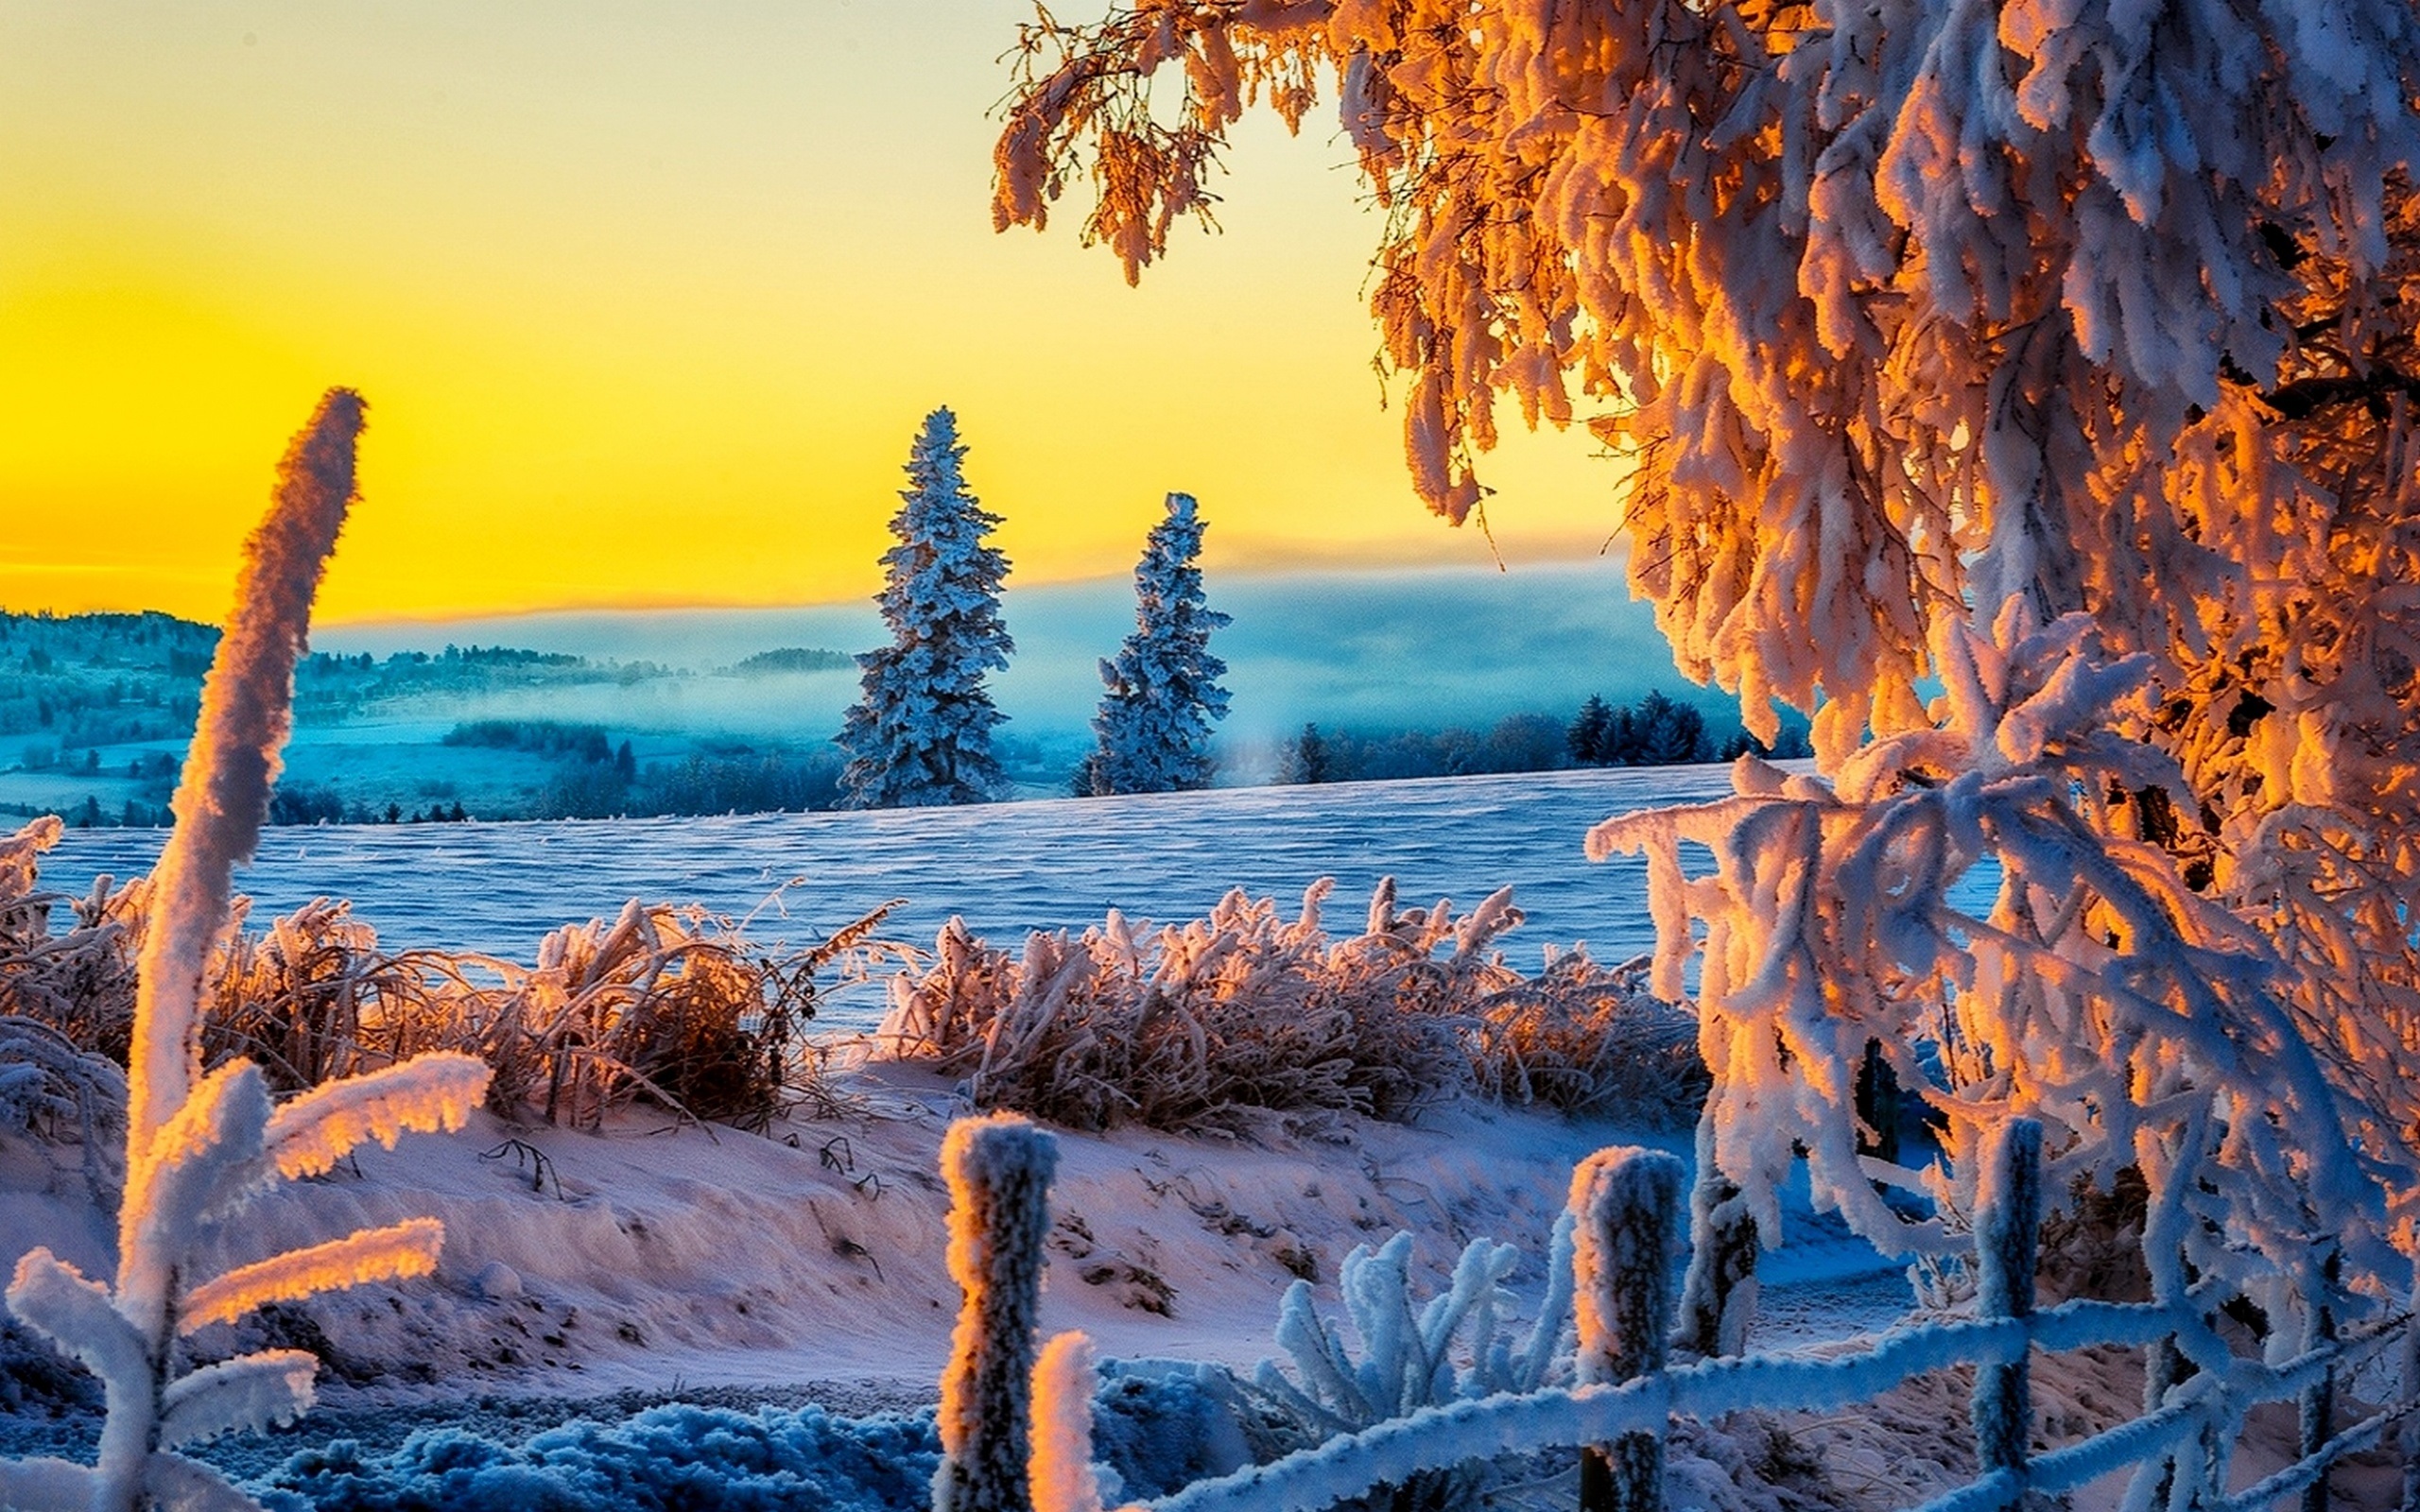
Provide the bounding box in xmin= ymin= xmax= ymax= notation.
xmin=0 ymin=2 xmax=1624 ymax=625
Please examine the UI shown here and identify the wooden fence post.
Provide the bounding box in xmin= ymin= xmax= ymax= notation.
xmin=935 ymin=1114 xmax=1060 ymax=1512
xmin=1676 ymin=1118 xmax=1759 ymax=1358
xmin=1572 ymin=1145 xmax=1685 ymax=1512
xmin=2301 ymin=1246 xmax=2341 ymax=1512
xmin=1973 ymin=1117 xmax=2042 ymax=1505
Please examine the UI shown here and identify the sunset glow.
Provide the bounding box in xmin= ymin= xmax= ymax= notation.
xmin=0 ymin=1 xmax=1621 ymax=625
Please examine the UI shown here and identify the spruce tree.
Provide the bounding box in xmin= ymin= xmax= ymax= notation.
xmin=838 ymin=408 xmax=1014 ymax=808
xmin=1566 ymin=695 xmax=1613 ymax=765
xmin=1080 ymin=492 xmax=1230 ymax=796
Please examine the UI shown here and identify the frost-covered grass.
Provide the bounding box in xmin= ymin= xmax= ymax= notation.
xmin=874 ymin=878 xmax=1703 ymax=1131
xmin=0 ymin=838 xmax=892 ymax=1131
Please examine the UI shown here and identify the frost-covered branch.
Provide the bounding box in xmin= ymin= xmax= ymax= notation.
xmin=1589 ymin=611 xmax=2400 ymax=1331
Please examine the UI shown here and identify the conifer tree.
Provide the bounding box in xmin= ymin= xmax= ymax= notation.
xmin=1566 ymin=696 xmax=1613 ymax=765
xmin=838 ymin=408 xmax=1014 ymax=808
xmin=1079 ymin=492 xmax=1231 ymax=796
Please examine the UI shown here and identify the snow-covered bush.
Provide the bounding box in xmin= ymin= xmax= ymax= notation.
xmin=0 ymin=817 xmax=142 ymax=1065
xmin=0 ymin=816 xmax=899 ymax=1133
xmin=379 ymin=896 xmax=897 ymax=1129
xmin=1245 ymin=1220 xmax=1575 ymax=1510
xmin=1079 ymin=492 xmax=1231 ymax=797
xmin=838 ymin=406 xmax=1015 ymax=809
xmin=936 ymin=1113 xmax=1059 ymax=1512
xmin=0 ymin=1015 xmax=126 ymax=1208
xmin=0 ymin=390 xmax=493 ymax=1512
xmin=879 ymin=878 xmax=1699 ymax=1130
xmin=1461 ymin=948 xmax=1702 ymax=1120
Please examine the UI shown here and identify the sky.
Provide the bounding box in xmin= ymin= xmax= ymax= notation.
xmin=0 ymin=2 xmax=1630 ymax=627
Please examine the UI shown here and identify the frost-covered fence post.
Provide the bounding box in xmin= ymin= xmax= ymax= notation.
xmin=2399 ymin=1280 xmax=2420 ymax=1512
xmin=1572 ymin=1145 xmax=1684 ymax=1512
xmin=2300 ymin=1246 xmax=2341 ymax=1512
xmin=1029 ymin=1331 xmax=1105 ymax=1512
xmin=1972 ymin=1118 xmax=2042 ymax=1504
xmin=936 ymin=1113 xmax=1060 ymax=1512
xmin=1675 ymin=1119 xmax=1758 ymax=1358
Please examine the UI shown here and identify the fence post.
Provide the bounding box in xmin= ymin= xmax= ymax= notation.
xmin=1973 ymin=1117 xmax=2042 ymax=1505
xmin=2399 ymin=1279 xmax=2420 ymax=1512
xmin=1676 ymin=1119 xmax=1759 ymax=1358
xmin=934 ymin=1113 xmax=1060 ymax=1512
xmin=1572 ymin=1145 xmax=1685 ymax=1512
xmin=2301 ymin=1246 xmax=2341 ymax=1512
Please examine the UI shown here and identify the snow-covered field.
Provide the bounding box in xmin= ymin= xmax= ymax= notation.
xmin=43 ymin=766 xmax=1764 ymax=1034
xmin=19 ymin=766 xmax=2325 ymax=1512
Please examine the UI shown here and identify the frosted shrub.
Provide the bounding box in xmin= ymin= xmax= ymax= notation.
xmin=394 ymin=897 xmax=896 ymax=1129
xmin=1461 ymin=948 xmax=1703 ymax=1121
xmin=878 ymin=878 xmax=1702 ymax=1130
xmin=0 ymin=1016 xmax=126 ymax=1210
xmin=0 ymin=820 xmax=899 ymax=1133
xmin=0 ymin=817 xmax=142 ymax=1066
xmin=1247 ymin=1220 xmax=1575 ymax=1510
xmin=0 ymin=390 xmax=493 ymax=1512
xmin=203 ymin=899 xmax=426 ymax=1094
xmin=0 ymin=1016 xmax=125 ymax=1141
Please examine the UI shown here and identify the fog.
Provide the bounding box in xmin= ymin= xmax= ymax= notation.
xmin=317 ymin=562 xmax=1710 ymax=745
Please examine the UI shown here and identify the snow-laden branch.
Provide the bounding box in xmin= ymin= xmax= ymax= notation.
xmin=1589 ymin=611 xmax=2399 ymax=1326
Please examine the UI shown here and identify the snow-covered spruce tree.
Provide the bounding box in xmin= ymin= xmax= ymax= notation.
xmin=992 ymin=1 xmax=2420 ymax=1319
xmin=1080 ymin=492 xmax=1231 ymax=796
xmin=838 ymin=408 xmax=1014 ymax=809
xmin=0 ymin=390 xmax=490 ymax=1512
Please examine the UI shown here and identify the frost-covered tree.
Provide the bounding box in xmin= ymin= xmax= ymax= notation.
xmin=1080 ymin=492 xmax=1231 ymax=796
xmin=838 ymin=408 xmax=1014 ymax=808
xmin=0 ymin=391 xmax=489 ymax=1512
xmin=991 ymin=0 xmax=2420 ymax=1319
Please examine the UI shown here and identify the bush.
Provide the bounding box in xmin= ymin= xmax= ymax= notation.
xmin=0 ymin=816 xmax=902 ymax=1131
xmin=874 ymin=878 xmax=1704 ymax=1130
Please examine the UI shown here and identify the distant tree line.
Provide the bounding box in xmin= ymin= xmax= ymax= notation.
xmin=1277 ymin=691 xmax=1813 ymax=784
xmin=727 ymin=647 xmax=856 ymax=676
